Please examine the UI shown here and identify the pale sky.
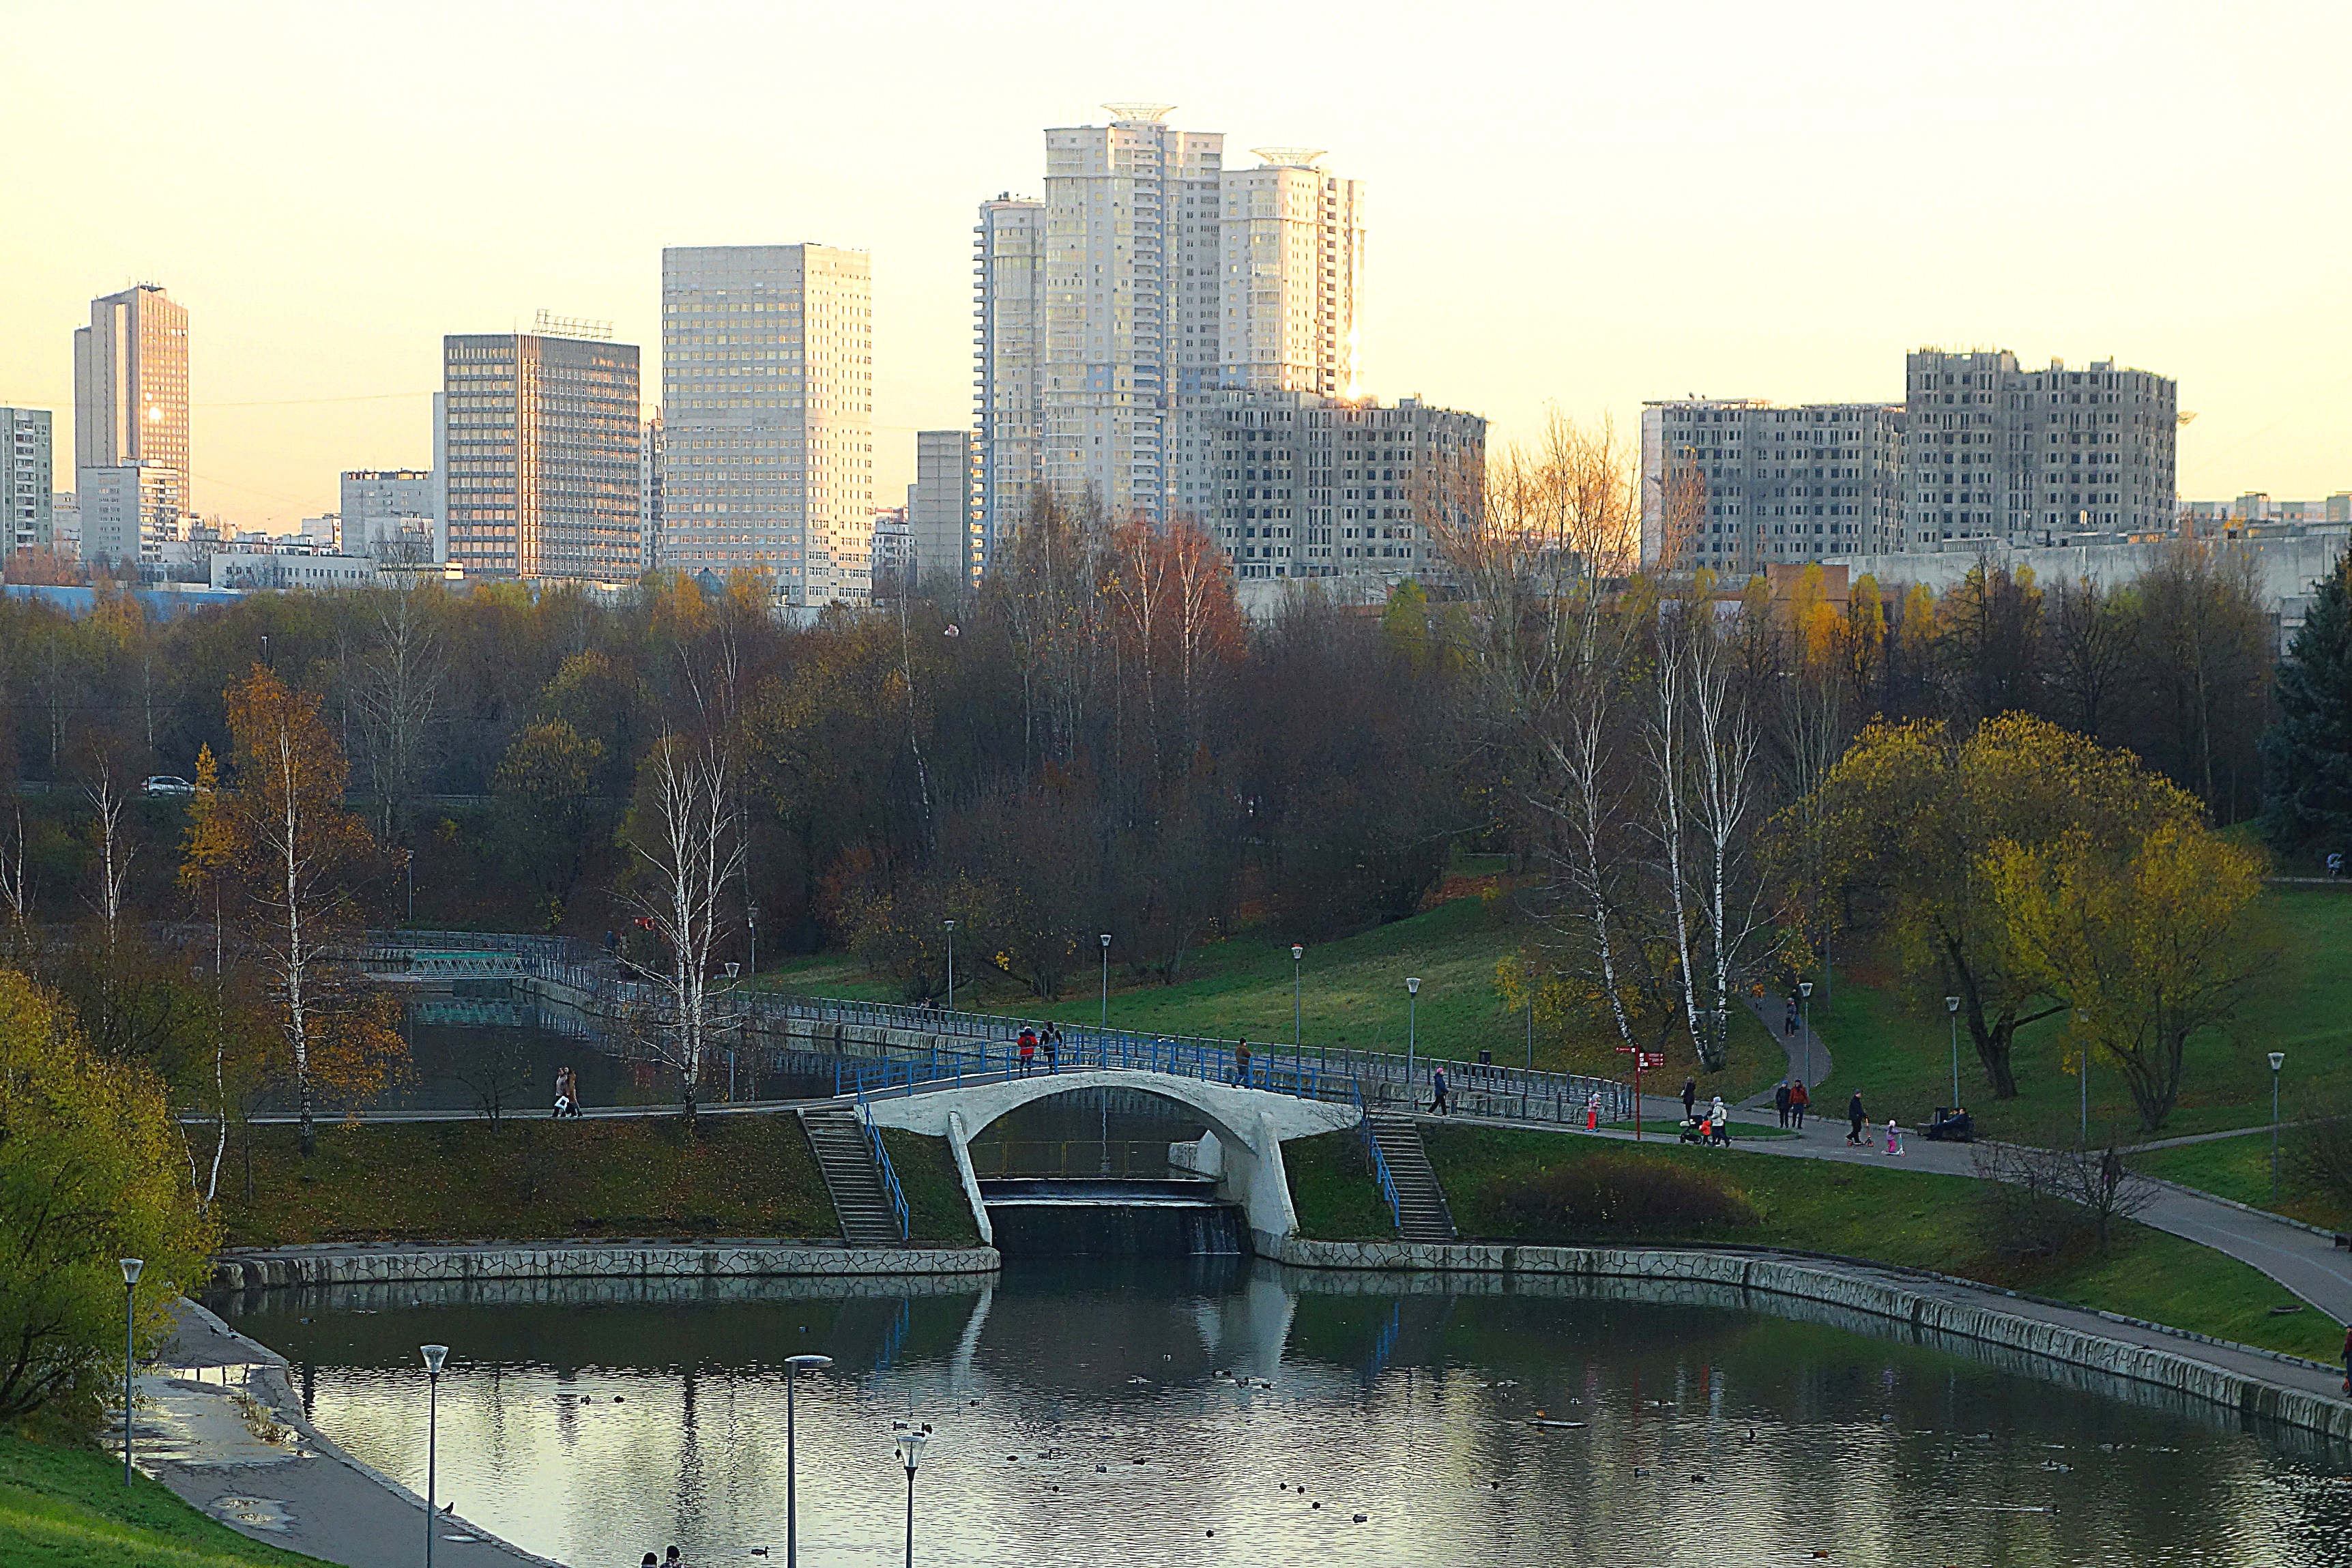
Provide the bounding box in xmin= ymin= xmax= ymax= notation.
xmin=3 ymin=0 xmax=2347 ymax=529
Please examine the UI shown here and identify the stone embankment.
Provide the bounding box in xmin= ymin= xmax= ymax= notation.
xmin=1262 ymin=1236 xmax=2352 ymax=1442
xmin=212 ymin=1239 xmax=1000 ymax=1291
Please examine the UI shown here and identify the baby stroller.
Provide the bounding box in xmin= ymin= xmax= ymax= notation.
xmin=1680 ymin=1115 xmax=1732 ymax=1148
xmin=1679 ymin=1116 xmax=1704 ymax=1144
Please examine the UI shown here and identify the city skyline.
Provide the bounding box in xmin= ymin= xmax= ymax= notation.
xmin=1 ymin=1 xmax=2349 ymax=529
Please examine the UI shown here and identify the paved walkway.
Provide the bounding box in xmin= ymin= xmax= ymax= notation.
xmin=132 ymin=1299 xmax=551 ymax=1567
xmin=1735 ymin=993 xmax=1831 ymax=1112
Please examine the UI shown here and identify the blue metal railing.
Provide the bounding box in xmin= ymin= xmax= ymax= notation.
xmin=854 ymin=1093 xmax=911 ymax=1243
xmin=1355 ymin=1080 xmax=1404 ymax=1234
xmin=364 ymin=931 xmax=1639 ymax=1130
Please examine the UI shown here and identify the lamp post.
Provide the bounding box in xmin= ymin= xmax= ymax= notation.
xmin=2270 ymin=1051 xmax=2286 ymax=1202
xmin=119 ymin=1258 xmax=142 ymax=1487
xmin=785 ymin=1353 xmax=832 ymax=1567
xmin=747 ymin=901 xmax=760 ymax=978
xmin=1099 ymin=933 xmax=1112 ymax=1029
xmin=895 ymin=1428 xmax=927 ymax=1568
xmin=1945 ymin=996 xmax=1962 ymax=1109
xmin=1291 ymin=944 xmax=1305 ymax=1056
xmin=420 ymin=1344 xmax=449 ymax=1568
xmin=1406 ymin=977 xmax=1421 ymax=1098
xmin=1798 ymin=980 xmax=1813 ymax=1085
xmin=942 ymin=920 xmax=955 ymax=1012
xmin=2074 ymin=1011 xmax=2090 ymax=1148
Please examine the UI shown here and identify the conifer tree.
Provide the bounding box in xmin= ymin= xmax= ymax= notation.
xmin=2259 ymin=547 xmax=2352 ymax=854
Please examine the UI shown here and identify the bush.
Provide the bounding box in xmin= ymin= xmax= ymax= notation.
xmin=1971 ymin=1140 xmax=2153 ymax=1264
xmin=2287 ymin=1112 xmax=2352 ymax=1207
xmin=1490 ymin=1155 xmax=1758 ymax=1234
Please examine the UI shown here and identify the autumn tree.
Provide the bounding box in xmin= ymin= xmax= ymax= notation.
xmin=1988 ymin=820 xmax=2269 ymax=1131
xmin=1806 ymin=713 xmax=2203 ymax=1099
xmin=183 ymin=666 xmax=402 ymax=1156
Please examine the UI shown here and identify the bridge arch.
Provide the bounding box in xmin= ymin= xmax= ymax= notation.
xmin=860 ymin=1069 xmax=1359 ymax=1248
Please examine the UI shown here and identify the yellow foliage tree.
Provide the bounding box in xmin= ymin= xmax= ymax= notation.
xmin=182 ymin=667 xmax=403 ymax=1156
xmin=1986 ymin=821 xmax=2269 ymax=1132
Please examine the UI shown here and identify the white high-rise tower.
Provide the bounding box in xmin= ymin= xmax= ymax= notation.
xmin=975 ymin=106 xmax=1364 ymax=551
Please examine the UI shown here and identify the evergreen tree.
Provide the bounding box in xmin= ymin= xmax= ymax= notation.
xmin=2260 ymin=547 xmax=2352 ymax=854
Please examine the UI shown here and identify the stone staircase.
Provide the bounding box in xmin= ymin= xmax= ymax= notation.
xmin=1367 ymin=1115 xmax=1457 ymax=1244
xmin=800 ymin=1108 xmax=903 ymax=1247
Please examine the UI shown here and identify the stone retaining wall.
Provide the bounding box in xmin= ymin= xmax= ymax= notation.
xmin=212 ymin=1242 xmax=1000 ymax=1292
xmin=1260 ymin=1234 xmax=2352 ymax=1442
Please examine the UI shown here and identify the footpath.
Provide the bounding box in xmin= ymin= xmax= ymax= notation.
xmin=130 ymin=1298 xmax=550 ymax=1568
xmin=1610 ymin=998 xmax=2352 ymax=1327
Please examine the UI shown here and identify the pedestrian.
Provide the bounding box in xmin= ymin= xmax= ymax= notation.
xmin=1774 ymin=1080 xmax=1792 ymax=1129
xmin=1789 ymin=1079 xmax=1810 ymax=1131
xmin=1884 ymin=1118 xmax=1904 ymax=1157
xmin=1234 ymin=1039 xmax=1253 ymax=1086
xmin=1846 ymin=1091 xmax=1867 ymax=1146
xmin=1681 ymin=1077 xmax=1698 ymax=1121
xmin=666 ymin=1549 xmax=682 ymax=1568
xmin=1709 ymin=1095 xmax=1730 ymax=1146
xmin=1018 ymin=1026 xmax=1037 ymax=1076
xmin=1043 ymin=1023 xmax=1060 ymax=1073
xmin=641 ymin=1556 xmax=658 ymax=1567
xmin=1429 ymin=1064 xmax=1451 ymax=1116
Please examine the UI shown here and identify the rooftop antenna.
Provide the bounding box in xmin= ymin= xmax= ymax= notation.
xmin=1252 ymin=147 xmax=1327 ymax=168
xmin=1101 ymin=102 xmax=1175 ymax=122
xmin=533 ymin=310 xmax=613 ymax=341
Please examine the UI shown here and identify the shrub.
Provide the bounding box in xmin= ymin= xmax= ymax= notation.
xmin=1490 ymin=1155 xmax=1758 ymax=1235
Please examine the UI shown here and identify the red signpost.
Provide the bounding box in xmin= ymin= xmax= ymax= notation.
xmin=1617 ymin=1047 xmax=1669 ymax=1139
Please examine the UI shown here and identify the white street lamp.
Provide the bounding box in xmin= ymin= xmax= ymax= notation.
xmin=1798 ymin=980 xmax=1814 ymax=1085
xmin=895 ymin=1427 xmax=929 ymax=1568
xmin=942 ymin=920 xmax=956 ymax=1012
xmin=1292 ymin=944 xmax=1305 ymax=1056
xmin=1100 ymin=933 xmax=1112 ymax=1029
xmin=2271 ymin=1051 xmax=2286 ymax=1201
xmin=420 ymin=1345 xmax=450 ymax=1568
xmin=119 ymin=1258 xmax=143 ymax=1487
xmin=1945 ymin=995 xmax=1962 ymax=1109
xmin=785 ymin=1353 xmax=833 ymax=1567
xmin=1406 ymin=977 xmax=1422 ymax=1095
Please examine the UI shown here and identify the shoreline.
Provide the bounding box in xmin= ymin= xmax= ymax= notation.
xmin=211 ymin=1238 xmax=1002 ymax=1290
xmin=1260 ymin=1233 xmax=2352 ymax=1441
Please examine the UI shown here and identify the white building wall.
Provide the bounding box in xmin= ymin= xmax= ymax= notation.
xmin=3 ymin=407 xmax=55 ymax=552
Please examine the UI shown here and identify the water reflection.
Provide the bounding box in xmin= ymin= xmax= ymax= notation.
xmin=213 ymin=1261 xmax=2352 ymax=1566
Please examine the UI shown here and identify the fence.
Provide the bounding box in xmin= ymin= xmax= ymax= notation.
xmin=362 ymin=930 xmax=1638 ymax=1130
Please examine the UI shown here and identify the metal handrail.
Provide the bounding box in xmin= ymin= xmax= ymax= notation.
xmin=1356 ymin=1079 xmax=1403 ymax=1234
xmin=853 ymin=1088 xmax=912 ymax=1243
xmin=368 ymin=930 xmax=1640 ymax=1129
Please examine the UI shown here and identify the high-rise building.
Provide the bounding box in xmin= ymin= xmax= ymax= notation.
xmin=340 ymin=469 xmax=437 ymax=563
xmin=1170 ymin=390 xmax=1484 ymax=583
xmin=974 ymin=194 xmax=1045 ymax=563
xmin=74 ymin=285 xmax=188 ymax=481
xmin=908 ymin=430 xmax=978 ymax=592
xmin=639 ymin=409 xmax=665 ymax=573
xmin=976 ymin=107 xmax=1365 ymax=546
xmin=76 ymin=463 xmax=179 ymax=569
xmin=1904 ymin=349 xmax=2176 ymax=548
xmin=1640 ymin=399 xmax=1906 ymax=570
xmin=3 ymin=407 xmax=55 ymax=553
xmin=438 ymin=327 xmax=641 ymax=581
xmin=869 ymin=506 xmax=913 ymax=595
xmin=660 ymin=244 xmax=873 ymax=606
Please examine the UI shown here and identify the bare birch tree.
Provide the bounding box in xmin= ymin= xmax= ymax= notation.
xmin=618 ymin=731 xmax=747 ymax=1122
xmin=346 ymin=588 xmax=446 ymax=847
xmin=84 ymin=764 xmax=133 ymax=944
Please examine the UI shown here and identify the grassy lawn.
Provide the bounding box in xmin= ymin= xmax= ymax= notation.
xmin=1 ymin=1423 xmax=325 ymax=1566
xmin=1290 ymin=1122 xmax=2340 ymax=1360
xmin=879 ymin=1127 xmax=983 ymax=1245
xmin=1285 ymin=1131 xmax=1399 ymax=1240
xmin=768 ymin=896 xmax=1785 ymax=1103
xmin=1807 ymin=886 xmax=2352 ymax=1144
xmin=218 ymin=1116 xmax=839 ymax=1246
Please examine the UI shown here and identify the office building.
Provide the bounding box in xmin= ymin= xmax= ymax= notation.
xmin=74 ymin=284 xmax=188 ymax=489
xmin=869 ymin=506 xmax=912 ymax=594
xmin=1641 ymin=400 xmax=1906 ymax=570
xmin=4 ymin=407 xmax=54 ymax=553
xmin=439 ymin=324 xmax=641 ymax=581
xmin=908 ymin=429 xmax=978 ymax=591
xmin=340 ymin=469 xmax=437 ymax=563
xmin=1170 ymin=390 xmax=1484 ymax=582
xmin=660 ymin=244 xmax=873 ymax=605
xmin=76 ymin=463 xmax=180 ymax=569
xmin=639 ymin=410 xmax=664 ymax=572
xmin=210 ymin=546 xmax=381 ymax=591
xmin=975 ymin=106 xmax=1365 ymax=545
xmin=1903 ymin=349 xmax=2177 ymax=548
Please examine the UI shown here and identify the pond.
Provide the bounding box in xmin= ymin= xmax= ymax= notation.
xmin=209 ymin=1260 xmax=2352 ymax=1566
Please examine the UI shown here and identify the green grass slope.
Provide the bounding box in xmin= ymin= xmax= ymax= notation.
xmin=1 ymin=1425 xmax=325 ymax=1567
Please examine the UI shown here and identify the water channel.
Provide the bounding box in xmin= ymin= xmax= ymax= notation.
xmin=209 ymin=1261 xmax=2352 ymax=1567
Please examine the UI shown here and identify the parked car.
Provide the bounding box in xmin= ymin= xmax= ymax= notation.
xmin=141 ymin=775 xmax=197 ymax=799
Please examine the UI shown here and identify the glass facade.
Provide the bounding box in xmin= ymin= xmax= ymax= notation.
xmin=441 ymin=333 xmax=641 ymax=582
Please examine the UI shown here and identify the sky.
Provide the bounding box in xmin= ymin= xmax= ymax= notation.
xmin=2 ymin=0 xmax=2349 ymax=530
